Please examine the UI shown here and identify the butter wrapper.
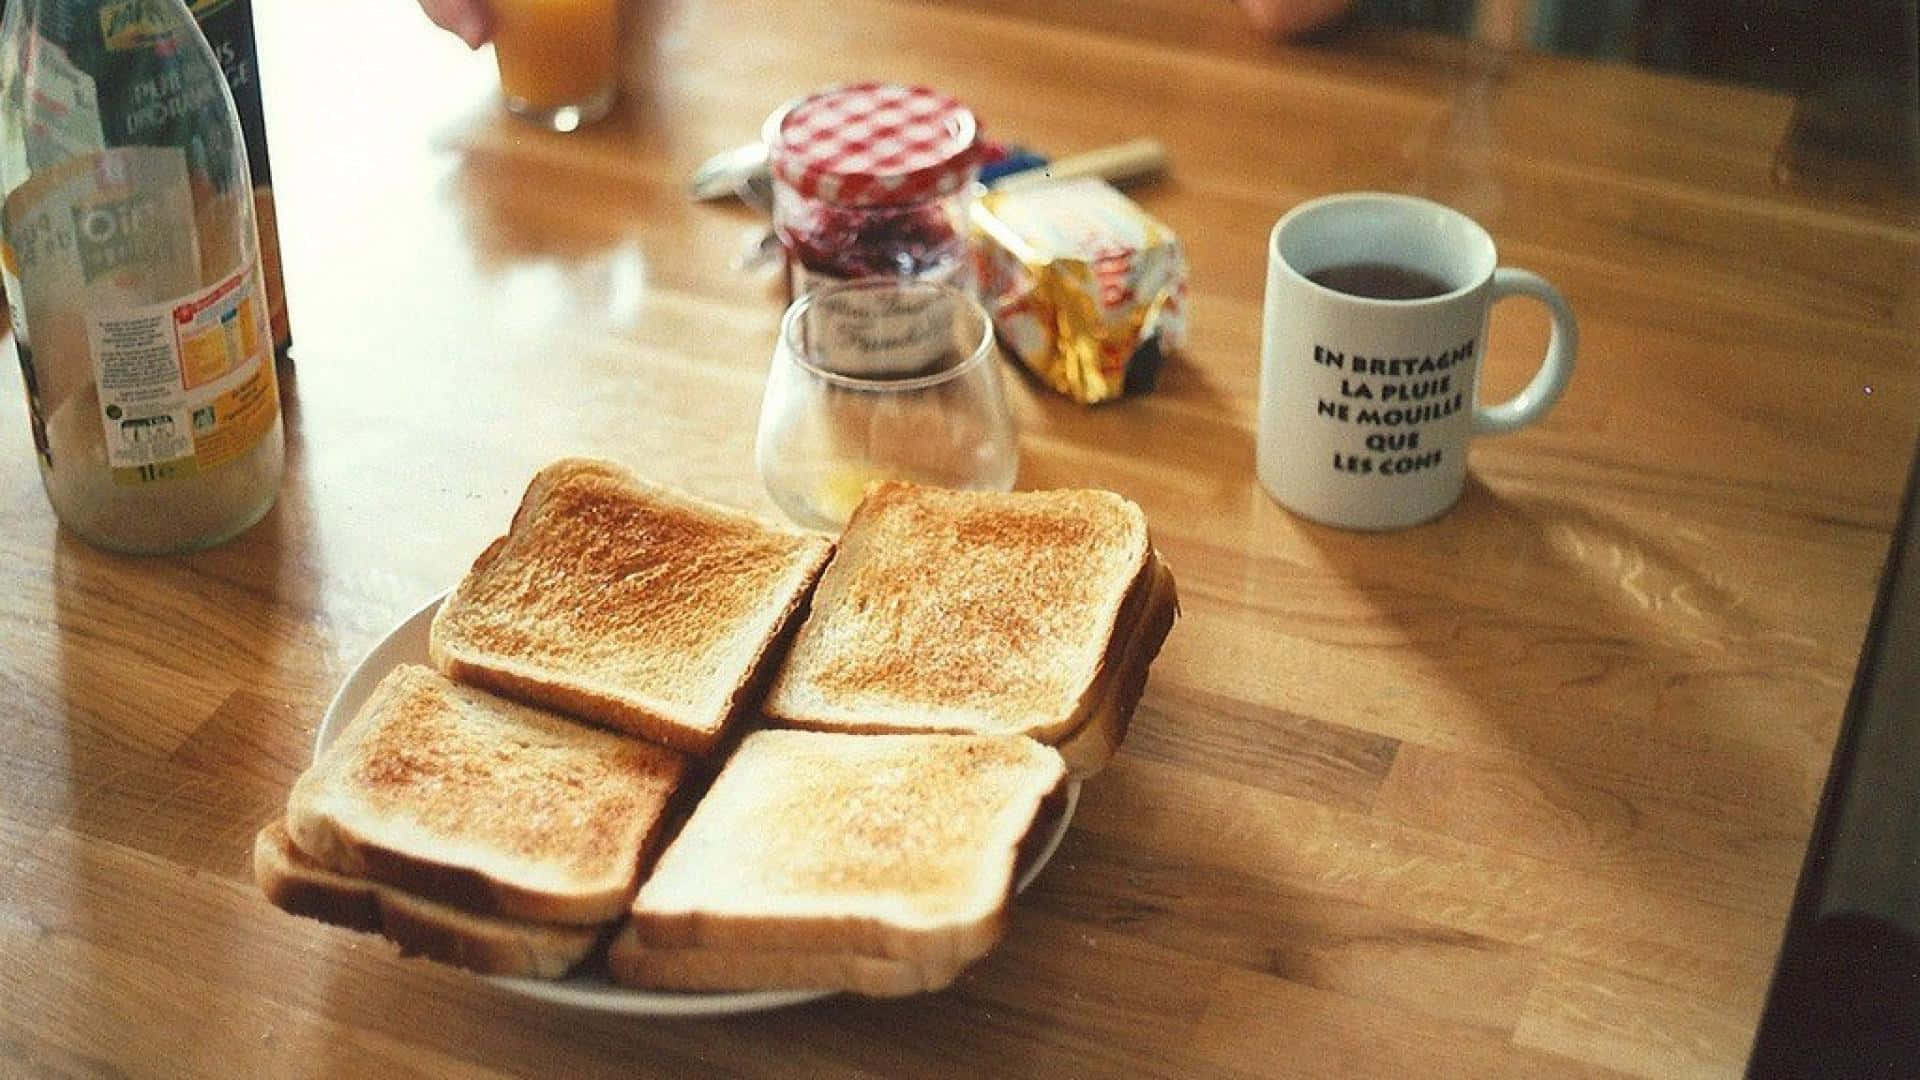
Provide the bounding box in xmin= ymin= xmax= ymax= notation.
xmin=973 ymin=178 xmax=1187 ymax=404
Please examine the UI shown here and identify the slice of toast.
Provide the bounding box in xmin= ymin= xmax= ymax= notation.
xmin=762 ymin=482 xmax=1176 ymax=773
xmin=609 ymin=944 xmax=933 ymax=998
xmin=608 ymin=729 xmax=1067 ymax=995
xmin=284 ymin=663 xmax=686 ymax=925
xmin=429 ymin=458 xmax=833 ymax=755
xmin=1051 ymin=550 xmax=1179 ymax=776
xmin=254 ymin=820 xmax=600 ymax=979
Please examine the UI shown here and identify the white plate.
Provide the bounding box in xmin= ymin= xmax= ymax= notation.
xmin=315 ymin=593 xmax=1080 ymax=1017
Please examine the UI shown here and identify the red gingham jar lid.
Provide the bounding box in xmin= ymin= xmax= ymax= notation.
xmin=763 ymin=82 xmax=979 ymax=208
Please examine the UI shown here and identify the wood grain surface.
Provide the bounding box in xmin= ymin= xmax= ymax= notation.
xmin=1 ymin=1 xmax=1914 ymax=1077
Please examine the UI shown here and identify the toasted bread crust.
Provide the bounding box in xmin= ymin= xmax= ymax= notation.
xmin=605 ymin=936 xmax=938 ymax=997
xmin=428 ymin=458 xmax=833 ymax=754
xmin=608 ymin=774 xmax=1071 ymax=997
xmin=764 ymin=483 xmax=1151 ymax=743
xmin=1013 ymin=779 xmax=1073 ymax=886
xmin=622 ymin=731 xmax=1065 ymax=975
xmin=285 ymin=664 xmax=686 ymax=925
xmin=1054 ymin=551 xmax=1179 ymax=776
xmin=256 ymin=823 xmax=383 ymax=934
xmin=254 ymin=821 xmax=599 ymax=979
xmin=624 ymin=895 xmax=1017 ymax=964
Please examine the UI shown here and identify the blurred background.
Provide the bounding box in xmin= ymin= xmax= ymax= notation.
xmin=1343 ymin=0 xmax=1918 ymax=195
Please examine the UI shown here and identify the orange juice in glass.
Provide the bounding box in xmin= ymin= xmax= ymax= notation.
xmin=491 ymin=0 xmax=619 ymax=131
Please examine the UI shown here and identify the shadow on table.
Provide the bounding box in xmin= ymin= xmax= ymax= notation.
xmin=1291 ymin=471 xmax=1823 ymax=904
xmin=45 ymin=363 xmax=320 ymax=866
xmin=39 ymin=374 xmax=328 ymax=1055
xmin=305 ymin=958 xmax=1004 ymax=1077
xmin=1008 ymin=348 xmax=1241 ymax=497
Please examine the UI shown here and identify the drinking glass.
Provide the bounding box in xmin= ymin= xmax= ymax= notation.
xmin=491 ymin=0 xmax=618 ymax=131
xmin=756 ymin=279 xmax=1018 ymax=531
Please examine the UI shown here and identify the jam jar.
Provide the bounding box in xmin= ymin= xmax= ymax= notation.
xmin=763 ymin=82 xmax=981 ymax=301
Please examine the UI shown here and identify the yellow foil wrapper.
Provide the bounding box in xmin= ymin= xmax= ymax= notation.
xmin=973 ymin=178 xmax=1188 ymax=404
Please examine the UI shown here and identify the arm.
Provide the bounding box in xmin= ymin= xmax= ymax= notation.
xmin=1234 ymin=0 xmax=1356 ymax=38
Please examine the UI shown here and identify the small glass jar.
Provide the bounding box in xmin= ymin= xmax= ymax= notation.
xmin=763 ymin=82 xmax=980 ymax=302
xmin=755 ymin=279 xmax=1016 ymax=531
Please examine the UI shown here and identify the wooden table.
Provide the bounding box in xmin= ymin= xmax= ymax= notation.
xmin=4 ymin=1 xmax=1915 ymax=1076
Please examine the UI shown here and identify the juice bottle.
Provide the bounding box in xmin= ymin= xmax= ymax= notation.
xmin=0 ymin=0 xmax=284 ymax=553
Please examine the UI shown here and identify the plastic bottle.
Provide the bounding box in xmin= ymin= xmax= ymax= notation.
xmin=0 ymin=0 xmax=284 ymax=554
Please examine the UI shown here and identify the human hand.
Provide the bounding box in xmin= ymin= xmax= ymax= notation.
xmin=1235 ymin=0 xmax=1354 ymax=38
xmin=419 ymin=0 xmax=495 ymax=48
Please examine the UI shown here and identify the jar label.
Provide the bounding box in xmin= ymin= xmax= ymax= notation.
xmin=794 ymin=264 xmax=975 ymax=378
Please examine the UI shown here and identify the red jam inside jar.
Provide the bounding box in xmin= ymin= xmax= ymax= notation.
xmin=764 ymin=82 xmax=980 ymax=299
xmin=774 ymin=193 xmax=969 ymax=285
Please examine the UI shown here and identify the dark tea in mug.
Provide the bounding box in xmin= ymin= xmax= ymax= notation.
xmin=1307 ymin=261 xmax=1452 ymax=300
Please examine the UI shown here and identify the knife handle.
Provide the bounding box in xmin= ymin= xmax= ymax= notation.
xmin=988 ymin=137 xmax=1168 ymax=192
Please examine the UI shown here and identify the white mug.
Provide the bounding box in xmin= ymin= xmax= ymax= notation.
xmin=1257 ymin=193 xmax=1576 ymax=530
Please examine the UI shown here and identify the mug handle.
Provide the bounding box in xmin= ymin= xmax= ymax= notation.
xmin=1472 ymin=268 xmax=1578 ymax=435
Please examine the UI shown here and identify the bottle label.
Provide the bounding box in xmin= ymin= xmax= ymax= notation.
xmin=87 ymin=266 xmax=277 ymax=484
xmin=24 ymin=0 xmax=244 ymax=190
xmin=16 ymin=36 xmax=107 ymax=170
xmin=2 ymin=146 xmax=276 ymax=486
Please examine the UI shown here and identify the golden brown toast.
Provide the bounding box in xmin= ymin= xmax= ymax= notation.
xmin=608 ymin=944 xmax=934 ymax=997
xmin=253 ymin=820 xmax=601 ymax=979
xmin=762 ymin=482 xmax=1175 ymax=773
xmin=284 ymin=664 xmax=686 ymax=925
xmin=428 ymin=458 xmax=833 ymax=754
xmin=608 ymin=729 xmax=1067 ymax=995
xmin=1052 ymin=550 xmax=1179 ymax=775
